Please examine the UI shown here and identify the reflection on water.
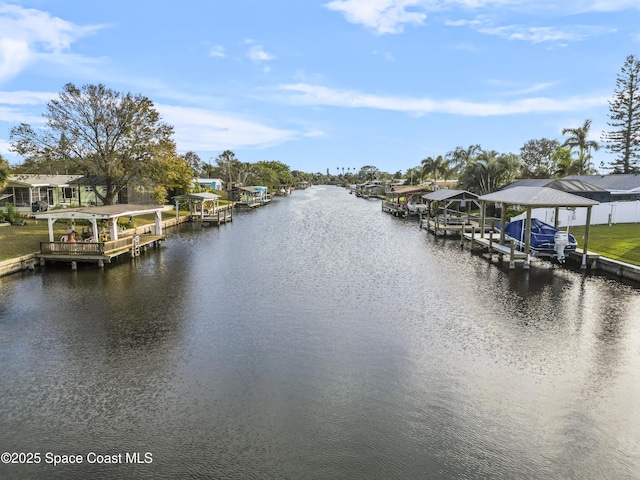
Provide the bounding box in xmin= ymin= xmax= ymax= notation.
xmin=1 ymin=186 xmax=639 ymax=479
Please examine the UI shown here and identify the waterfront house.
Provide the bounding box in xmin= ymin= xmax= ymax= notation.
xmin=192 ymin=177 xmax=224 ymax=191
xmin=501 ymin=178 xmax=610 ymax=202
xmin=563 ymin=174 xmax=640 ymax=201
xmin=0 ymin=174 xmax=82 ymax=212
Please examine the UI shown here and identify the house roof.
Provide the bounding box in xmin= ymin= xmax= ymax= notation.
xmin=8 ymin=174 xmax=82 ymax=187
xmin=69 ymin=176 xmax=105 ymax=186
xmin=423 ymin=189 xmax=478 ymax=201
xmin=563 ymin=174 xmax=640 ymax=192
xmin=503 ymin=178 xmax=608 ymax=193
xmin=33 ymin=204 xmax=165 ymax=220
xmin=479 ymin=186 xmax=599 ymax=207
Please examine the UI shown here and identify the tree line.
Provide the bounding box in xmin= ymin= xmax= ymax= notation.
xmin=2 ymin=55 xmax=639 ymax=199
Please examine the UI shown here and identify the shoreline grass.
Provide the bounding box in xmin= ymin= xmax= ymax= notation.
xmin=570 ymin=223 xmax=640 ymax=266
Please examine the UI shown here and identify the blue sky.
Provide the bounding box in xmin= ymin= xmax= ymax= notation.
xmin=0 ymin=1 xmax=639 ymax=175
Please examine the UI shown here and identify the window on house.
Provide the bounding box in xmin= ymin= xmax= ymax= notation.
xmin=63 ymin=187 xmax=76 ymax=200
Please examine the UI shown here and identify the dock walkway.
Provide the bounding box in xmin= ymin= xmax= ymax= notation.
xmin=462 ymin=231 xmax=528 ymax=269
xmin=37 ymin=234 xmax=165 ymax=270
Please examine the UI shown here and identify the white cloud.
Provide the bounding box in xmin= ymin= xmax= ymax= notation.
xmin=278 ymin=83 xmax=608 ymax=116
xmin=478 ymin=24 xmax=613 ymax=43
xmin=0 ymin=90 xmax=55 ymax=125
xmin=373 ymin=50 xmax=396 ymax=61
xmin=487 ymin=81 xmax=556 ymax=96
xmin=0 ymin=4 xmax=103 ymax=82
xmin=0 ymin=90 xmax=57 ymax=105
xmin=304 ymin=130 xmax=326 ymax=137
xmin=209 ymin=45 xmax=225 ymax=58
xmin=156 ymin=104 xmax=295 ymax=151
xmin=445 ymin=18 xmax=484 ymax=27
xmin=324 ymin=0 xmax=427 ymax=34
xmin=0 ymin=138 xmax=13 ymax=155
xmin=325 ymin=0 xmax=639 ymax=38
xmin=247 ymin=45 xmax=276 ymax=62
xmin=577 ymin=0 xmax=640 ymax=12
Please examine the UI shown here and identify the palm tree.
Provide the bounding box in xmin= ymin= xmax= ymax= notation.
xmin=421 ymin=155 xmax=449 ymax=185
xmin=458 ymin=151 xmax=520 ymax=195
xmin=561 ymin=119 xmax=600 ymax=175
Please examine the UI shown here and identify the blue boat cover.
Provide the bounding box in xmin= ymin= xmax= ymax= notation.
xmin=500 ymin=218 xmax=577 ymax=253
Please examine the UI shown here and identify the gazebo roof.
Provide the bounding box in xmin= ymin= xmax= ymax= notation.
xmin=478 ymin=186 xmax=599 ymax=207
xmin=423 ymin=189 xmax=478 ymax=201
xmin=389 ymin=185 xmax=430 ymax=195
xmin=33 ymin=204 xmax=165 ymax=220
xmin=173 ymin=192 xmax=221 ymax=202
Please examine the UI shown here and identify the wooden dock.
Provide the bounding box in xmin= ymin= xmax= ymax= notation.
xmin=37 ymin=234 xmax=165 ymax=270
xmin=381 ymin=200 xmax=406 ymax=217
xmin=420 ymin=215 xmax=495 ymax=236
xmin=462 ymin=231 xmax=528 ymax=269
xmin=196 ymin=205 xmax=234 ymax=225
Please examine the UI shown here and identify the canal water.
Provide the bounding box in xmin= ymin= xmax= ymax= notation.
xmin=1 ymin=186 xmax=639 ymax=479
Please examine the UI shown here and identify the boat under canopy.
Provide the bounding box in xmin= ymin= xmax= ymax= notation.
xmin=499 ymin=218 xmax=577 ymax=262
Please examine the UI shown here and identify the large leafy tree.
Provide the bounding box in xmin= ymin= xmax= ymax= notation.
xmin=561 ymin=119 xmax=599 ymax=175
xmin=0 ymin=154 xmax=10 ymax=190
xmin=359 ymin=165 xmax=379 ymax=182
xmin=10 ymin=83 xmax=188 ymax=204
xmin=257 ymin=160 xmax=292 ymax=187
xmin=182 ymin=151 xmax=203 ymax=177
xmin=520 ymin=138 xmax=560 ymax=178
xmin=602 ymin=54 xmax=640 ymax=173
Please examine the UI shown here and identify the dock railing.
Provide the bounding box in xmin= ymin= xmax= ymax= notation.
xmin=40 ymin=236 xmax=135 ymax=256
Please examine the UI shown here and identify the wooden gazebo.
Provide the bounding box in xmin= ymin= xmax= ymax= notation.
xmin=33 ymin=204 xmax=166 ymax=269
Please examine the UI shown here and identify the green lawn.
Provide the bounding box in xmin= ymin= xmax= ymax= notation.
xmin=570 ymin=223 xmax=640 ymax=266
xmin=0 ymin=210 xmax=189 ymax=261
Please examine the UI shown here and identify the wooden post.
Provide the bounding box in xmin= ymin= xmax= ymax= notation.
xmin=47 ymin=218 xmax=55 ymax=242
xmin=109 ymin=217 xmax=118 ymax=240
xmin=480 ymin=201 xmax=486 ymax=239
xmin=155 ymin=210 xmax=162 ymax=235
xmin=524 ymin=207 xmax=532 ymax=269
xmin=500 ymin=202 xmax=506 ymax=245
xmin=509 ymin=239 xmax=515 ymax=269
xmin=582 ymin=206 xmax=593 ymax=269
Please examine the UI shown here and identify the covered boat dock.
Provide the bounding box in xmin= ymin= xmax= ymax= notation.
xmin=382 ymin=185 xmax=430 ymax=217
xmin=420 ymin=189 xmax=481 ymax=236
xmin=174 ymin=192 xmax=233 ymax=225
xmin=33 ymin=204 xmax=166 ymax=269
xmin=468 ymin=186 xmax=599 ymax=269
